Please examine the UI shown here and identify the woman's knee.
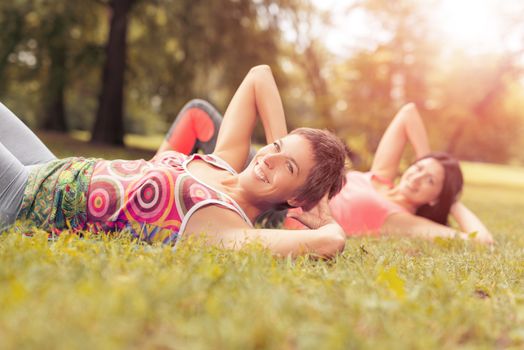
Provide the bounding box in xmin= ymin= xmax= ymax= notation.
xmin=182 ymin=99 xmax=222 ymax=122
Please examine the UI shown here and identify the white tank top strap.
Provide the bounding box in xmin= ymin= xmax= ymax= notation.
xmin=181 ymin=153 xmax=253 ymax=227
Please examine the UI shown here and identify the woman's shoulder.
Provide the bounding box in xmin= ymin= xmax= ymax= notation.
xmin=369 ymin=172 xmax=395 ymax=188
xmin=346 ymin=170 xmax=372 ymax=181
xmin=343 ymin=171 xmax=379 ymax=190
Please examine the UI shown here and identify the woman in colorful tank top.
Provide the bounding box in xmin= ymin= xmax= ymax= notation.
xmin=0 ymin=65 xmax=349 ymax=258
xmin=164 ymin=99 xmax=494 ymax=244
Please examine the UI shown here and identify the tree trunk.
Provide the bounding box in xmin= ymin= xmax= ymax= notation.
xmin=91 ymin=0 xmax=134 ymax=145
xmin=41 ymin=62 xmax=67 ymax=131
xmin=41 ymin=17 xmax=68 ymax=131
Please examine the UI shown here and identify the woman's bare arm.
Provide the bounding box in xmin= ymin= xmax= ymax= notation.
xmin=450 ymin=202 xmax=493 ymax=243
xmin=382 ymin=212 xmax=493 ymax=244
xmin=213 ymin=65 xmax=288 ymax=172
xmin=183 ymin=205 xmax=346 ymax=258
xmin=371 ymin=103 xmax=431 ymax=181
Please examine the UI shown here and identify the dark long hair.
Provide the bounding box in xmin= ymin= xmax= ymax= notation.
xmin=414 ymin=152 xmax=463 ymax=225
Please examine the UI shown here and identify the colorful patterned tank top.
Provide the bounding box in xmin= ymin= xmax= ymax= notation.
xmin=18 ymin=151 xmax=252 ymax=245
xmin=87 ymin=151 xmax=252 ymax=243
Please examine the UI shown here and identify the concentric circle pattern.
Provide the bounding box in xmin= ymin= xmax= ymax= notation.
xmin=84 ymin=153 xmax=249 ymax=243
xmin=87 ymin=175 xmax=124 ymax=220
xmin=124 ymin=169 xmax=175 ymax=223
xmin=107 ymin=160 xmax=150 ymax=180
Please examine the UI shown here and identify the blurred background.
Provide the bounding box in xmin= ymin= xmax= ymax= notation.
xmin=1 ymin=0 xmax=524 ymax=166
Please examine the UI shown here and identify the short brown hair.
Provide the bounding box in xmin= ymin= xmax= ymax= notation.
xmin=289 ymin=128 xmax=349 ymax=211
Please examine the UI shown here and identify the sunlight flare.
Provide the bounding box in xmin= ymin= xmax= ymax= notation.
xmin=434 ymin=0 xmax=503 ymax=52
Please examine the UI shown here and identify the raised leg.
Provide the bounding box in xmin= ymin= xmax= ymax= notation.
xmin=0 ymin=141 xmax=30 ymax=230
xmin=0 ymin=102 xmax=56 ymax=165
xmin=157 ymin=99 xmax=256 ymax=165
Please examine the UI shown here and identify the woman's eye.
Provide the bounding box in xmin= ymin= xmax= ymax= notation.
xmin=273 ymin=142 xmax=281 ymax=152
xmin=287 ymin=162 xmax=294 ymax=174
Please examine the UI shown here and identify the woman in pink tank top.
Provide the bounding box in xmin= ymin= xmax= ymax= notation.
xmin=287 ymin=103 xmax=493 ymax=244
xmin=167 ymin=100 xmax=493 ymax=244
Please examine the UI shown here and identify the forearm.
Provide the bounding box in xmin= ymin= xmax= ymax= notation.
xmin=214 ymin=65 xmax=287 ymax=171
xmin=222 ymin=223 xmax=346 ymax=258
xmin=250 ymin=65 xmax=288 ymax=143
xmin=383 ymin=212 xmax=492 ymax=244
xmin=401 ymin=103 xmax=431 ymax=159
xmin=450 ymin=202 xmax=492 ymax=237
xmin=263 ymin=224 xmax=346 ymax=258
xmin=371 ymin=103 xmax=430 ymax=179
xmin=383 ymin=219 xmax=467 ymax=241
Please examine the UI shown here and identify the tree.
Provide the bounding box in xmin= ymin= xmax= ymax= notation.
xmin=125 ymin=0 xmax=292 ymax=138
xmin=266 ymin=1 xmax=338 ymax=130
xmin=92 ymin=0 xmax=137 ymax=145
xmin=39 ymin=15 xmax=68 ymax=131
xmin=91 ymin=0 xmax=287 ymax=144
xmin=2 ymin=1 xmax=105 ymax=131
xmin=0 ymin=5 xmax=26 ymax=97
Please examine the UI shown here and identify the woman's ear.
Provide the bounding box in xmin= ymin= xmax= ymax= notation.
xmin=287 ymin=198 xmax=302 ymax=208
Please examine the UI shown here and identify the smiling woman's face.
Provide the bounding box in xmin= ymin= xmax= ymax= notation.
xmin=398 ymin=157 xmax=445 ymax=207
xmin=239 ymin=134 xmax=315 ymax=206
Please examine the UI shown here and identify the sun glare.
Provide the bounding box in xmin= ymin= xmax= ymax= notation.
xmin=309 ymin=0 xmax=518 ymax=56
xmin=434 ymin=0 xmax=502 ymax=52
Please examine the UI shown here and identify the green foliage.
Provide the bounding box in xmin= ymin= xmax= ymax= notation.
xmin=1 ymin=162 xmax=524 ymax=349
xmin=0 ymin=0 xmax=295 ymax=138
xmin=330 ymin=0 xmax=524 ymax=164
xmin=1 ymin=0 xmax=524 ymax=161
xmin=124 ymin=0 xmax=296 ymax=142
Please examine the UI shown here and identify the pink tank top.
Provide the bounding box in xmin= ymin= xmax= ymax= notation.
xmin=284 ymin=171 xmax=406 ymax=236
xmin=86 ymin=151 xmax=252 ymax=245
xmin=328 ymin=171 xmax=406 ymax=235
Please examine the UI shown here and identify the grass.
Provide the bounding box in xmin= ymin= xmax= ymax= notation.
xmin=36 ymin=130 xmax=157 ymax=160
xmin=1 ymin=132 xmax=524 ymax=349
xmin=461 ymin=161 xmax=524 ymax=189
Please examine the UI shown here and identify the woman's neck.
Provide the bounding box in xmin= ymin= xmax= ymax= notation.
xmin=372 ymin=177 xmax=418 ymax=214
xmin=219 ymin=174 xmax=269 ymax=223
xmin=387 ymin=186 xmax=418 ymax=214
xmin=186 ymin=159 xmax=265 ymax=223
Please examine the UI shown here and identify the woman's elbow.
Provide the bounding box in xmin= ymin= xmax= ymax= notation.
xmin=401 ymin=102 xmax=417 ymax=111
xmin=331 ymin=234 xmax=346 ymax=255
xmin=249 ymin=64 xmax=273 ymax=82
xmin=249 ymin=64 xmax=272 ymax=76
xmin=317 ymin=230 xmax=346 ymax=258
xmin=475 ymin=230 xmax=494 ymax=245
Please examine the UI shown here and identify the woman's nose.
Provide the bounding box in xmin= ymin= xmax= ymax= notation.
xmin=412 ymin=171 xmax=424 ymax=182
xmin=263 ymin=153 xmax=282 ymax=169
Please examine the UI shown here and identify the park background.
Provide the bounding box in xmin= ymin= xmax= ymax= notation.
xmin=1 ymin=0 xmax=524 ymax=165
xmin=2 ymin=1 xmax=524 ymax=349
